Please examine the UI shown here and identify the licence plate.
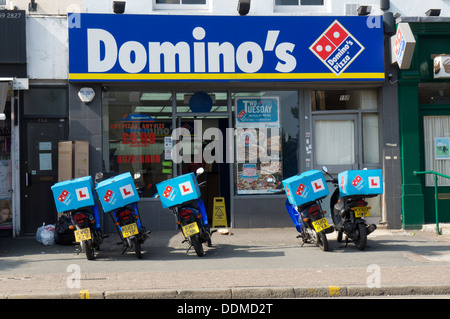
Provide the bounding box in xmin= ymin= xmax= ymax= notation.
xmin=182 ymin=222 xmax=200 ymax=237
xmin=121 ymin=223 xmax=139 ymax=238
xmin=311 ymin=218 xmax=330 ymax=233
xmin=74 ymin=228 xmax=91 ymax=242
xmin=353 ymin=207 xmax=370 ymax=218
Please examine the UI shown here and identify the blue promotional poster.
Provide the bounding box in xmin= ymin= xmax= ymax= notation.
xmin=235 ymin=97 xmax=282 ymax=194
xmin=68 ymin=14 xmax=384 ymax=82
xmin=235 ymin=97 xmax=279 ymax=128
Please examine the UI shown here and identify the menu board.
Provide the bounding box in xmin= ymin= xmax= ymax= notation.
xmin=235 ymin=97 xmax=282 ymax=194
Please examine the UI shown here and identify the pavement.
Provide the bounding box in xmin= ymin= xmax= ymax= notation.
xmin=1 ymin=223 xmax=450 ymax=300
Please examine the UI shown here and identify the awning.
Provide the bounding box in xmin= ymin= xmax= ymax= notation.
xmin=0 ymin=78 xmax=13 ymax=119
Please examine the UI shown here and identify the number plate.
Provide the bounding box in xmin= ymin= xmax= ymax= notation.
xmin=121 ymin=223 xmax=139 ymax=238
xmin=74 ymin=228 xmax=91 ymax=242
xmin=311 ymin=218 xmax=330 ymax=233
xmin=182 ymin=222 xmax=200 ymax=237
xmin=353 ymin=207 xmax=370 ymax=218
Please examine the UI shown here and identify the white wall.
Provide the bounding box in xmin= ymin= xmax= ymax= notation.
xmin=7 ymin=0 xmax=83 ymax=14
xmin=26 ymin=16 xmax=68 ymax=80
xmin=18 ymin=0 xmax=450 ymax=80
xmin=81 ymin=0 xmax=450 ymax=16
xmin=6 ymin=0 xmax=450 ymax=16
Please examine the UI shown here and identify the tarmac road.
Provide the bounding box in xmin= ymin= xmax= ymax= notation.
xmin=1 ymin=226 xmax=450 ymax=299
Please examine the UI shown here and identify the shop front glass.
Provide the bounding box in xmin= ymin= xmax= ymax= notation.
xmin=232 ymin=91 xmax=299 ymax=195
xmin=102 ymin=90 xmax=299 ymax=198
xmin=311 ymin=88 xmax=381 ymax=217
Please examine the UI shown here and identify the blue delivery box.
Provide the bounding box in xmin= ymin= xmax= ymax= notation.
xmin=282 ymin=170 xmax=329 ymax=207
xmin=95 ymin=172 xmax=140 ymax=213
xmin=156 ymin=173 xmax=201 ymax=209
xmin=51 ymin=176 xmax=96 ymax=213
xmin=338 ymin=169 xmax=383 ymax=197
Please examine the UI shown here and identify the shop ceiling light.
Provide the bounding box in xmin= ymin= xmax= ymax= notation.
xmin=113 ymin=1 xmax=126 ymax=14
xmin=357 ymin=5 xmax=371 ymax=16
xmin=425 ymin=9 xmax=441 ymax=16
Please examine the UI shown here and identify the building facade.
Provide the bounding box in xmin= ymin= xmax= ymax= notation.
xmin=4 ymin=0 xmax=448 ymax=235
xmin=396 ymin=16 xmax=450 ymax=229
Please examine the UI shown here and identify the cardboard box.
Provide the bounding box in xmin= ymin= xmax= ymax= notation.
xmin=338 ymin=169 xmax=383 ymax=197
xmin=58 ymin=141 xmax=89 ymax=182
xmin=58 ymin=141 xmax=73 ymax=182
xmin=282 ymin=170 xmax=329 ymax=207
xmin=51 ymin=176 xmax=96 ymax=213
xmin=156 ymin=173 xmax=201 ymax=209
xmin=74 ymin=141 xmax=89 ymax=178
xmin=95 ymin=172 xmax=140 ymax=213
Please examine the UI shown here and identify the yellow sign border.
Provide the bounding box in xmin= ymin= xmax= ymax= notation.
xmin=69 ymin=72 xmax=385 ymax=81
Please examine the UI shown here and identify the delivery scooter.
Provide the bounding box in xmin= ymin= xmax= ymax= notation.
xmin=51 ymin=176 xmax=103 ymax=260
xmin=156 ymin=168 xmax=213 ymax=257
xmin=95 ymin=172 xmax=150 ymax=259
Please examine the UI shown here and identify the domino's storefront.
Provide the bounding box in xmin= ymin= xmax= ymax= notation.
xmin=67 ymin=13 xmax=398 ymax=232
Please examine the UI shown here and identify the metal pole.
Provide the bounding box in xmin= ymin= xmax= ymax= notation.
xmin=434 ymin=174 xmax=440 ymax=235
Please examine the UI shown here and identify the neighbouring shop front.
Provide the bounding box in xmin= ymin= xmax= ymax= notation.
xmin=0 ymin=10 xmax=26 ymax=237
xmin=67 ymin=13 xmax=394 ymax=232
xmin=397 ymin=18 xmax=450 ymax=229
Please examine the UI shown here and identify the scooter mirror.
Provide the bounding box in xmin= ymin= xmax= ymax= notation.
xmin=322 ymin=166 xmax=328 ymax=173
xmin=95 ymin=172 xmax=103 ymax=181
xmin=196 ymin=167 xmax=205 ymax=176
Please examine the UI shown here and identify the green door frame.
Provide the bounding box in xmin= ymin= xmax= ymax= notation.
xmin=418 ymin=106 xmax=450 ymax=225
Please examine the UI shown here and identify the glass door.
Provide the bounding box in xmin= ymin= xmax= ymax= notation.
xmin=312 ymin=114 xmax=359 ymax=172
xmin=173 ymin=91 xmax=230 ymax=227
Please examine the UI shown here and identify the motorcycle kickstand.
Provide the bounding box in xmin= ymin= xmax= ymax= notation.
xmin=116 ymin=241 xmax=128 ymax=255
xmin=296 ymin=234 xmax=306 ymax=247
xmin=181 ymin=239 xmax=193 ymax=253
xmin=342 ymin=236 xmax=349 ymax=248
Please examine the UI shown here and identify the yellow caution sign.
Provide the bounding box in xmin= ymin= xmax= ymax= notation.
xmin=212 ymin=197 xmax=228 ymax=228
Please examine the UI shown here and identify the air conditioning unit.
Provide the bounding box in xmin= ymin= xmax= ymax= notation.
xmin=0 ymin=0 xmax=6 ymax=10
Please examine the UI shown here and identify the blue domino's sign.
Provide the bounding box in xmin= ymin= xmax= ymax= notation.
xmin=68 ymin=13 xmax=384 ymax=82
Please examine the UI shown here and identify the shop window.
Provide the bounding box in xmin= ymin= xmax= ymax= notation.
xmin=311 ymin=89 xmax=379 ymax=169
xmin=311 ymin=89 xmax=377 ymax=111
xmin=423 ymin=116 xmax=450 ymax=186
xmin=23 ymin=87 xmax=68 ymax=117
xmin=154 ymin=0 xmax=207 ymax=9
xmin=232 ymin=91 xmax=299 ymax=195
xmin=275 ymin=0 xmax=324 ymax=5
xmin=315 ymin=118 xmax=355 ymax=166
xmin=419 ymin=83 xmax=450 ymax=105
xmin=102 ymin=91 xmax=173 ymax=197
xmin=156 ymin=0 xmax=206 ymax=3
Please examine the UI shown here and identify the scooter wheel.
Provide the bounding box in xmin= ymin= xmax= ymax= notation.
xmin=191 ymin=236 xmax=204 ymax=257
xmin=81 ymin=240 xmax=95 ymax=260
xmin=355 ymin=223 xmax=367 ymax=250
xmin=316 ymin=232 xmax=329 ymax=252
xmin=131 ymin=237 xmax=143 ymax=259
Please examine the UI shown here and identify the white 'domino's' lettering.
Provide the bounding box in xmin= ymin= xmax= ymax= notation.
xmin=87 ymin=27 xmax=296 ymax=74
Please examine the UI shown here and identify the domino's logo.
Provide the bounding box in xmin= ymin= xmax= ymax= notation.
xmin=103 ymin=190 xmax=113 ymax=203
xmin=309 ymin=20 xmax=364 ymax=76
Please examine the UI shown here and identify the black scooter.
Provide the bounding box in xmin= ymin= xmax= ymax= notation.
xmin=323 ymin=166 xmax=377 ymax=250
